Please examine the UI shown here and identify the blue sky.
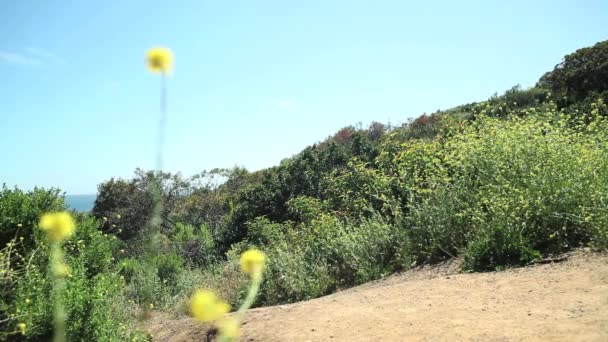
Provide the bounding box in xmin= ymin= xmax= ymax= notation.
xmin=1 ymin=0 xmax=606 ymax=194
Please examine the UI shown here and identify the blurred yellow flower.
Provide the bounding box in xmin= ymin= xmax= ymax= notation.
xmin=39 ymin=212 xmax=75 ymax=242
xmin=17 ymin=223 xmax=23 ymax=228
xmin=190 ymin=289 xmax=230 ymax=322
xmin=53 ymin=263 xmax=71 ymax=277
xmin=218 ymin=317 xmax=240 ymax=340
xmin=146 ymin=47 xmax=173 ymax=74
xmin=240 ymin=249 xmax=265 ymax=278
xmin=116 ymin=214 xmax=121 ymax=219
xmin=17 ymin=322 xmax=26 ymax=335
xmin=25 ymin=298 xmax=31 ymax=304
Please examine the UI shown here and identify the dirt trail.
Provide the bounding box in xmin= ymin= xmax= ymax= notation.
xmin=145 ymin=250 xmax=608 ymax=341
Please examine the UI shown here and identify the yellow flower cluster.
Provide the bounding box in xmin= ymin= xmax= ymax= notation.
xmin=146 ymin=47 xmax=173 ymax=74
xmin=239 ymin=249 xmax=265 ymax=278
xmin=190 ymin=249 xmax=266 ymax=341
xmin=39 ymin=212 xmax=75 ymax=242
xmin=190 ymin=289 xmax=230 ymax=322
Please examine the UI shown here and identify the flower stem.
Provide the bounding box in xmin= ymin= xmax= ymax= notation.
xmin=143 ymin=71 xmax=168 ymax=318
xmin=236 ymin=272 xmax=262 ymax=323
xmin=157 ymin=72 xmax=167 ymax=171
xmin=51 ymin=243 xmax=66 ymax=342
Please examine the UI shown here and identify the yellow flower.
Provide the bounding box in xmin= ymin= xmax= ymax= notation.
xmin=53 ymin=263 xmax=71 ymax=277
xmin=146 ymin=47 xmax=173 ymax=74
xmin=25 ymin=298 xmax=31 ymax=304
xmin=17 ymin=322 xmax=26 ymax=335
xmin=190 ymin=289 xmax=230 ymax=322
xmin=218 ymin=317 xmax=240 ymax=340
xmin=240 ymin=249 xmax=265 ymax=278
xmin=149 ymin=303 xmax=154 ymax=309
xmin=39 ymin=212 xmax=76 ymax=242
xmin=17 ymin=223 xmax=23 ymax=228
xmin=116 ymin=214 xmax=121 ymax=219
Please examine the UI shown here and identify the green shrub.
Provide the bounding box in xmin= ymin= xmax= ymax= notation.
xmin=171 ymin=223 xmax=217 ymax=267
xmin=7 ymin=214 xmax=132 ymax=341
xmin=246 ymin=217 xmax=290 ymax=247
xmin=328 ymin=218 xmax=410 ymax=284
xmin=406 ymin=107 xmax=608 ymax=270
xmin=118 ymin=257 xmax=144 ymax=284
xmin=250 ymin=215 xmax=410 ymax=305
xmin=0 ymin=185 xmax=66 ymax=249
xmin=154 ymin=252 xmax=184 ymax=288
xmin=463 ymin=220 xmax=541 ymax=272
xmin=261 ymin=242 xmax=334 ymax=305
xmin=407 ymin=188 xmax=474 ymax=262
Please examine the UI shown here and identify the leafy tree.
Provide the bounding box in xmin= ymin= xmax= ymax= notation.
xmin=92 ymin=168 xmax=191 ymax=240
xmin=0 ymin=185 xmax=66 ymax=249
xmin=539 ymin=40 xmax=608 ymax=104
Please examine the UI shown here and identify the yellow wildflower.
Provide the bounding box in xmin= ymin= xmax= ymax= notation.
xmin=116 ymin=214 xmax=121 ymax=219
xmin=39 ymin=212 xmax=75 ymax=242
xmin=240 ymin=249 xmax=265 ymax=278
xmin=218 ymin=317 xmax=240 ymax=340
xmin=25 ymin=298 xmax=31 ymax=304
xmin=17 ymin=322 xmax=26 ymax=335
xmin=190 ymin=289 xmax=230 ymax=322
xmin=146 ymin=47 xmax=173 ymax=74
xmin=17 ymin=223 xmax=23 ymax=228
xmin=53 ymin=263 xmax=71 ymax=277
xmin=149 ymin=303 xmax=154 ymax=309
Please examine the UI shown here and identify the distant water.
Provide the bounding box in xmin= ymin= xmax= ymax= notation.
xmin=66 ymin=194 xmax=96 ymax=212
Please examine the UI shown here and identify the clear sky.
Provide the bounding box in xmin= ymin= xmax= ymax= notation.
xmin=1 ymin=0 xmax=606 ymax=194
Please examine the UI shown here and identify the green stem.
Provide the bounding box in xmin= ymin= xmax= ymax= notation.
xmin=51 ymin=243 xmax=66 ymax=342
xmin=236 ymin=272 xmax=262 ymax=323
xmin=217 ymin=272 xmax=262 ymax=342
xmin=142 ymin=71 xmax=167 ymax=318
xmin=157 ymin=72 xmax=167 ymax=171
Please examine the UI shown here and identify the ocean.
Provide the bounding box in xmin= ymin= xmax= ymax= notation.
xmin=65 ymin=194 xmax=96 ymax=212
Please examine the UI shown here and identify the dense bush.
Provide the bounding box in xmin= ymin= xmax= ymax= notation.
xmin=0 ymin=189 xmax=140 ymax=341
xmin=169 ymin=223 xmax=216 ymax=268
xmin=251 ymin=214 xmax=410 ymax=305
xmin=539 ymin=40 xmax=608 ymax=104
xmin=408 ymin=107 xmax=608 ymax=270
xmin=0 ymin=186 xmax=66 ymax=249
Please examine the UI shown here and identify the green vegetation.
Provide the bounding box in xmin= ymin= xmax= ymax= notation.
xmin=2 ymin=40 xmax=608 ymax=340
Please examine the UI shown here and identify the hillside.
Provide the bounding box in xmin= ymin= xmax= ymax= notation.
xmin=2 ymin=41 xmax=608 ymax=341
xmin=144 ymin=250 xmax=608 ymax=341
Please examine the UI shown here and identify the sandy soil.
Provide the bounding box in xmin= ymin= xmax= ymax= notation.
xmin=144 ymin=250 xmax=608 ymax=341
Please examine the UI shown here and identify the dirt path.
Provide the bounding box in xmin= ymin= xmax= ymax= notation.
xmin=145 ymin=250 xmax=608 ymax=341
